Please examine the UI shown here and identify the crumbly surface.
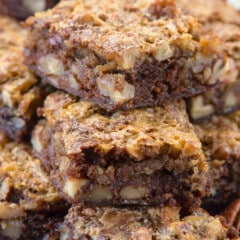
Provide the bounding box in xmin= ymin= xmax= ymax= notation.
xmin=195 ymin=112 xmax=240 ymax=212
xmin=60 ymin=206 xmax=233 ymax=240
xmin=0 ymin=15 xmax=50 ymax=141
xmin=32 ymin=91 xmax=209 ymax=207
xmin=0 ymin=212 xmax=63 ymax=240
xmin=0 ymin=141 xmax=66 ymax=219
xmin=177 ymin=0 xmax=240 ymax=120
xmin=0 ymin=0 xmax=59 ymax=20
xmin=24 ymin=0 xmax=227 ymax=111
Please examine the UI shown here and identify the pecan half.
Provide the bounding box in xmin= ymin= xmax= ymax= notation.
xmin=221 ymin=199 xmax=240 ymax=233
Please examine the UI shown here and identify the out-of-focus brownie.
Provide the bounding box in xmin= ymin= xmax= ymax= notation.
xmin=0 ymin=15 xmax=51 ymax=141
xmin=0 ymin=137 xmax=68 ymax=239
xmin=24 ymin=0 xmax=228 ymax=112
xmin=0 ymin=212 xmax=63 ymax=240
xmin=0 ymin=0 xmax=59 ymax=20
xmin=0 ymin=141 xmax=65 ymax=215
xmin=59 ymin=205 xmax=235 ymax=240
xmin=32 ymin=91 xmax=209 ymax=208
xmin=177 ymin=0 xmax=240 ymax=121
xmin=195 ymin=112 xmax=240 ymax=213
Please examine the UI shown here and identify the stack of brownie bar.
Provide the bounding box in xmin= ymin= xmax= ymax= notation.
xmin=0 ymin=0 xmax=239 ymax=239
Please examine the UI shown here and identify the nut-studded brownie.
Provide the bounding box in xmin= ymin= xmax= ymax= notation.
xmin=0 ymin=15 xmax=51 ymax=141
xmin=32 ymin=91 xmax=209 ymax=208
xmin=195 ymin=112 xmax=240 ymax=213
xmin=60 ymin=206 xmax=235 ymax=240
xmin=24 ymin=0 xmax=227 ymax=112
xmin=0 ymin=141 xmax=66 ymax=215
xmin=0 ymin=0 xmax=59 ymax=20
xmin=177 ymin=0 xmax=240 ymax=121
xmin=0 ymin=137 xmax=68 ymax=239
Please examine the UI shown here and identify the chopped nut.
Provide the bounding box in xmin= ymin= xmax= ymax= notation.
xmin=1 ymin=90 xmax=14 ymax=108
xmin=121 ymin=47 xmax=141 ymax=70
xmin=224 ymin=92 xmax=237 ymax=112
xmin=31 ymin=131 xmax=43 ymax=153
xmin=69 ymin=76 xmax=79 ymax=91
xmin=1 ymin=219 xmax=22 ymax=240
xmin=89 ymin=185 xmax=113 ymax=202
xmin=203 ymin=67 xmax=212 ymax=81
xmin=97 ymin=74 xmax=135 ymax=104
xmin=0 ymin=178 xmax=11 ymax=200
xmin=189 ymin=95 xmax=214 ymax=120
xmin=63 ymin=178 xmax=89 ymax=199
xmin=209 ymin=59 xmax=224 ymax=84
xmin=0 ymin=203 xmax=25 ymax=219
xmin=38 ymin=55 xmax=64 ymax=76
xmin=132 ymin=227 xmax=152 ymax=240
xmin=153 ymin=43 xmax=174 ymax=62
xmin=221 ymin=199 xmax=240 ymax=232
xmin=120 ymin=186 xmax=146 ymax=200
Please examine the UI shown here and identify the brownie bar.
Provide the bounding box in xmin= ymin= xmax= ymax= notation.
xmin=32 ymin=91 xmax=209 ymax=208
xmin=0 ymin=0 xmax=59 ymax=20
xmin=0 ymin=15 xmax=51 ymax=141
xmin=177 ymin=0 xmax=240 ymax=121
xmin=59 ymin=205 xmax=234 ymax=240
xmin=24 ymin=0 xmax=227 ymax=112
xmin=195 ymin=112 xmax=240 ymax=213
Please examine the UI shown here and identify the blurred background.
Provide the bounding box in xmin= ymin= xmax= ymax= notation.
xmin=228 ymin=0 xmax=240 ymax=8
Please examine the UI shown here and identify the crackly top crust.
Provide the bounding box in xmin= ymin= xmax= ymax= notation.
xmin=177 ymin=0 xmax=240 ymax=25
xmin=25 ymin=0 xmax=225 ymax=76
xmin=0 ymin=140 xmax=62 ymax=220
xmin=60 ymin=206 xmax=232 ymax=240
xmin=36 ymin=91 xmax=205 ymax=163
xmin=25 ymin=0 xmax=203 ymax=70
